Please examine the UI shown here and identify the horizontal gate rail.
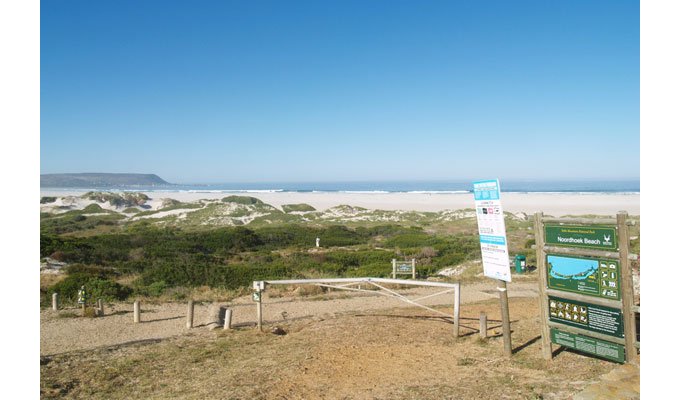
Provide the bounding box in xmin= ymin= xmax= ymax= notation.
xmin=252 ymin=277 xmax=460 ymax=337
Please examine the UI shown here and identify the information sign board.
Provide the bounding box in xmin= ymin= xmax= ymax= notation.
xmin=550 ymin=329 xmax=625 ymax=363
xmin=548 ymin=295 xmax=624 ymax=338
xmin=547 ymin=255 xmax=621 ymax=300
xmin=473 ymin=179 xmax=511 ymax=282
xmin=396 ymin=264 xmax=412 ymax=273
xmin=545 ymin=225 xmax=617 ymax=251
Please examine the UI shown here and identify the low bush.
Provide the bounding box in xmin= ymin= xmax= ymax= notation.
xmin=221 ymin=196 xmax=263 ymax=205
xmin=48 ymin=273 xmax=132 ymax=304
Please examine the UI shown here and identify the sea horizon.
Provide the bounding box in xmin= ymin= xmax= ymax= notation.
xmin=40 ymin=179 xmax=640 ymax=195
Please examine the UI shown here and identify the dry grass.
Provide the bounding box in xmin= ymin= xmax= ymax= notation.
xmin=41 ymin=297 xmax=621 ymax=399
xmin=41 ymin=274 xmax=66 ymax=290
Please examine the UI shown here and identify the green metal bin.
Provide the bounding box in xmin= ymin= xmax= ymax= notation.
xmin=514 ymin=254 xmax=526 ymax=273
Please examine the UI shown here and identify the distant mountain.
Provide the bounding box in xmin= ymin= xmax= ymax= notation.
xmin=40 ymin=173 xmax=172 ymax=187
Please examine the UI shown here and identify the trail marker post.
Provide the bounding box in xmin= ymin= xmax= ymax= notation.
xmin=473 ymin=179 xmax=513 ymax=357
xmin=78 ymin=285 xmax=87 ymax=314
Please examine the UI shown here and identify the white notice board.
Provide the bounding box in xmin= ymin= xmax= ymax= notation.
xmin=473 ymin=179 xmax=511 ymax=282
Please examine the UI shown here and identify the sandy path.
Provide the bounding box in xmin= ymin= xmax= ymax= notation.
xmin=40 ymin=281 xmax=538 ymax=356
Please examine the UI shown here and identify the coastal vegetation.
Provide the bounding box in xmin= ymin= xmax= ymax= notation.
xmin=281 ymin=203 xmax=316 ymax=213
xmin=39 ymin=192 xmax=593 ymax=307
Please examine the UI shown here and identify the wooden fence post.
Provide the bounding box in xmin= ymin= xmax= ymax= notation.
xmin=134 ymin=300 xmax=141 ymax=323
xmin=186 ymin=300 xmax=194 ymax=329
xmin=224 ymin=309 xmax=232 ymax=330
xmin=453 ymin=283 xmax=460 ymax=338
xmin=97 ymin=299 xmax=104 ymax=316
xmin=618 ymin=212 xmax=638 ymax=364
xmin=534 ymin=212 xmax=553 ymax=360
xmin=480 ymin=312 xmax=487 ymax=339
xmin=52 ymin=293 xmax=59 ymax=311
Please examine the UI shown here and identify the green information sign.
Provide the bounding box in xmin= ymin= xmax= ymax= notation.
xmin=544 ymin=225 xmax=618 ymax=250
xmin=548 ymin=295 xmax=624 ymax=338
xmin=547 ymin=255 xmax=621 ymax=300
xmin=550 ymin=328 xmax=625 ymax=363
xmin=397 ymin=264 xmax=411 ymax=272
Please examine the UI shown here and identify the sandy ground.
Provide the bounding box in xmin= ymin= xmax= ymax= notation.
xmin=40 ymin=281 xmax=538 ymax=356
xmin=40 ymin=282 xmax=638 ymax=399
xmin=40 ymin=190 xmax=640 ymax=217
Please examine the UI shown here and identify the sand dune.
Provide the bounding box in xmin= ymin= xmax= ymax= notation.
xmin=40 ymin=190 xmax=640 ymax=217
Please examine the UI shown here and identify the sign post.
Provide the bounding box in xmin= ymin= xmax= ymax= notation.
xmin=77 ymin=285 xmax=86 ymax=314
xmin=473 ymin=179 xmax=513 ymax=356
xmin=253 ymin=281 xmax=265 ymax=332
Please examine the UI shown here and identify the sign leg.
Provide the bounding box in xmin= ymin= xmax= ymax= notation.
xmin=499 ymin=280 xmax=512 ymax=357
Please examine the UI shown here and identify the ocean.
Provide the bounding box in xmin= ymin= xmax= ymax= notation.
xmin=40 ymin=179 xmax=640 ymax=195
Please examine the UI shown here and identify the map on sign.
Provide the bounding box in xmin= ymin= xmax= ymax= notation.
xmin=547 ymin=255 xmax=620 ymax=300
xmin=473 ymin=179 xmax=511 ymax=282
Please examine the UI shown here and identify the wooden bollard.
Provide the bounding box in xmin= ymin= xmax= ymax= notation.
xmin=97 ymin=299 xmax=104 ymax=316
xmin=186 ymin=300 xmax=194 ymax=329
xmin=207 ymin=302 xmax=223 ymax=330
xmin=52 ymin=293 xmax=59 ymax=311
xmin=480 ymin=312 xmax=487 ymax=339
xmin=133 ymin=300 xmax=141 ymax=323
xmin=224 ymin=309 xmax=232 ymax=330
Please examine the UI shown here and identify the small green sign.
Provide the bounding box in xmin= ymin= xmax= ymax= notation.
xmin=397 ymin=264 xmax=412 ymax=273
xmin=550 ymin=328 xmax=625 ymax=363
xmin=548 ymin=295 xmax=624 ymax=338
xmin=547 ymin=255 xmax=621 ymax=300
xmin=252 ymin=292 xmax=261 ymax=302
xmin=545 ymin=225 xmax=617 ymax=250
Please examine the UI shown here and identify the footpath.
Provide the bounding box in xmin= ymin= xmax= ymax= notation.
xmin=574 ymin=363 xmax=640 ymax=400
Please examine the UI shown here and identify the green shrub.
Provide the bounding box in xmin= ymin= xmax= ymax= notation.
xmin=82 ymin=204 xmax=105 ymax=213
xmin=41 ymin=197 xmax=57 ymax=204
xmin=83 ymin=192 xmax=149 ymax=207
xmin=147 ymin=280 xmax=168 ymax=296
xmin=345 ymin=262 xmax=391 ymax=278
xmin=49 ymin=273 xmax=132 ymax=303
xmin=221 ymin=196 xmax=263 ymax=205
xmin=281 ymin=203 xmax=316 ymax=213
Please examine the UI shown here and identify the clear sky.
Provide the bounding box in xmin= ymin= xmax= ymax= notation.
xmin=40 ymin=0 xmax=640 ymax=184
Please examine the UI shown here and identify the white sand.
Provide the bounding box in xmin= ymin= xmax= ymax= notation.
xmin=40 ymin=190 xmax=639 ymax=217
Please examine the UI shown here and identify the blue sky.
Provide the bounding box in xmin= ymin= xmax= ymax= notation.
xmin=40 ymin=0 xmax=640 ymax=184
